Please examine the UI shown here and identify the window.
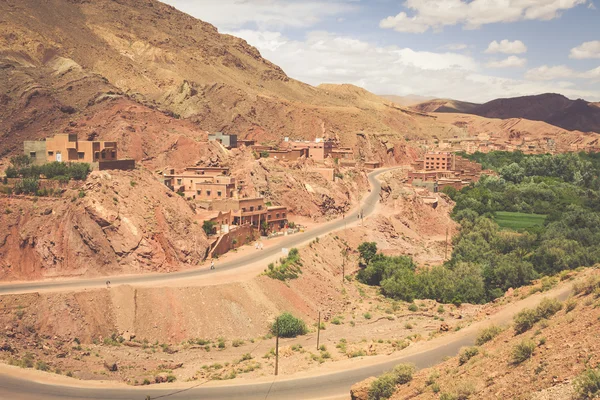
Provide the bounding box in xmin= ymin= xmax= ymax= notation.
xmin=276 ymin=213 xmax=280 ymax=218
xmin=268 ymin=215 xmax=272 ymax=220
xmin=207 ymin=190 xmax=211 ymax=196
xmin=101 ymin=152 xmax=105 ymax=159
xmin=177 ymin=179 xmax=182 ymax=185
xmin=217 ymin=191 xmax=222 ymax=197
xmin=258 ymin=205 xmax=262 ymax=210
xmin=282 ymin=213 xmax=286 ymax=218
xmin=242 ymin=208 xmax=246 ymax=212
xmin=197 ymin=190 xmax=201 ymax=195
xmin=48 ymin=151 xmax=54 ymax=156
xmin=250 ymin=206 xmax=254 ymax=211
xmin=78 ymin=152 xmax=85 ymax=159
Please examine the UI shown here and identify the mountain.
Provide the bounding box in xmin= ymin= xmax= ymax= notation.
xmin=0 ymin=0 xmax=463 ymax=166
xmin=379 ymin=94 xmax=437 ymax=107
xmin=411 ymin=98 xmax=481 ymax=114
xmin=413 ymin=93 xmax=600 ymax=133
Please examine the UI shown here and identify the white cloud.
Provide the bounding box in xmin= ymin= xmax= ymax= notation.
xmin=525 ymin=65 xmax=577 ymax=80
xmin=439 ymin=43 xmax=468 ymax=51
xmin=485 ymin=40 xmax=527 ymax=54
xmin=379 ymin=0 xmax=586 ymax=33
xmin=229 ymin=29 xmax=600 ymax=102
xmin=569 ymin=41 xmax=600 ymax=59
xmin=525 ymin=65 xmax=600 ymax=81
xmin=161 ymin=0 xmax=357 ymax=30
xmin=486 ymin=56 xmax=527 ymax=68
xmin=588 ymin=1 xmax=596 ymax=9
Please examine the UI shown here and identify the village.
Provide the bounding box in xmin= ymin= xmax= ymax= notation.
xmin=5 ymin=129 xmax=507 ymax=261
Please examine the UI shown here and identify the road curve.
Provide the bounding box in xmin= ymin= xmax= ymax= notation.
xmin=0 ymin=333 xmax=474 ymax=400
xmin=0 ymin=283 xmax=575 ymax=400
xmin=0 ymin=167 xmax=396 ymax=295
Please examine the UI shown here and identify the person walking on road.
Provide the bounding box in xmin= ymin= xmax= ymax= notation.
xmin=106 ymin=280 xmax=111 ymax=289
xmin=210 ymin=261 xmax=215 ymax=270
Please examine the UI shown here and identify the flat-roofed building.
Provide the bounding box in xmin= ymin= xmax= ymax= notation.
xmin=208 ymin=132 xmax=237 ymax=149
xmin=163 ymin=169 xmax=236 ymax=200
xmin=288 ymin=139 xmax=335 ymax=161
xmin=424 ymin=152 xmax=454 ymax=171
xmin=24 ymin=134 xmax=117 ymax=164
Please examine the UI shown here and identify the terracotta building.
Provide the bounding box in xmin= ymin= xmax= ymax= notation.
xmin=24 ymin=134 xmax=117 ymax=164
xmin=424 ymin=152 xmax=454 ymax=171
xmin=211 ymin=197 xmax=287 ymax=230
xmin=163 ymin=167 xmax=236 ymax=200
xmin=288 ymin=139 xmax=335 ymax=161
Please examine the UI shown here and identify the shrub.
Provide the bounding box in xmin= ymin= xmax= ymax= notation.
xmin=574 ymin=367 xmax=600 ymax=399
xmin=264 ymin=248 xmax=302 ymax=281
xmin=270 ymin=312 xmax=307 ymax=338
xmin=536 ymin=298 xmax=562 ymax=319
xmin=514 ymin=298 xmax=562 ymax=334
xmin=240 ymin=353 xmax=253 ymax=361
xmin=408 ymin=303 xmax=418 ymax=312
xmin=202 ymin=220 xmax=216 ymax=236
xmin=392 ymin=364 xmax=415 ymax=384
xmin=232 ymin=339 xmax=244 ymax=347
xmin=475 ymin=325 xmax=503 ymax=345
xmin=458 ymin=347 xmax=479 ymax=365
xmin=368 ymin=373 xmax=396 ymax=400
xmin=565 ymin=298 xmax=578 ymax=313
xmin=364 ymin=312 xmax=372 ymax=320
xmin=511 ymin=339 xmax=535 ymax=364
xmin=35 ymin=361 xmax=50 ymax=371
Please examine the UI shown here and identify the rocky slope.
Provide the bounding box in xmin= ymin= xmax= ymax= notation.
xmin=413 ymin=93 xmax=600 ymax=133
xmin=352 ymin=270 xmax=600 ymax=400
xmin=0 ymin=0 xmax=463 ymax=167
xmin=0 ymin=168 xmax=208 ymax=280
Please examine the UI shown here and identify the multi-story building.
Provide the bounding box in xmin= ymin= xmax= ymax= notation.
xmin=24 ymin=134 xmax=118 ymax=164
xmin=424 ymin=152 xmax=454 ymax=171
xmin=208 ymin=132 xmax=237 ymax=149
xmin=287 ymin=139 xmax=335 ymax=161
xmin=211 ymin=197 xmax=287 ymax=230
xmin=163 ymin=167 xmax=236 ymax=200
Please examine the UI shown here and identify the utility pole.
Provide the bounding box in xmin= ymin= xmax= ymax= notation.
xmin=275 ymin=318 xmax=279 ymax=376
xmin=342 ymin=252 xmax=345 ymax=285
xmin=445 ymin=227 xmax=449 ymax=260
xmin=316 ymin=311 xmax=321 ymax=350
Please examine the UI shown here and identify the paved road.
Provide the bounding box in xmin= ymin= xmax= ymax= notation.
xmin=0 ymin=167 xmax=395 ymax=295
xmin=0 ymin=333 xmax=474 ymax=400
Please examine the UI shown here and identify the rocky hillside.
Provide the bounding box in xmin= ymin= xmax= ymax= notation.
xmin=352 ymin=270 xmax=600 ymax=400
xmin=0 ymin=0 xmax=464 ymax=166
xmin=0 ymin=168 xmax=208 ymax=280
xmin=413 ymin=93 xmax=600 ymax=133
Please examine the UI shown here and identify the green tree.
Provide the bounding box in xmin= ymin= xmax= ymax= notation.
xmin=357 ymin=242 xmax=378 ymax=267
xmin=202 ymin=220 xmax=217 ymax=236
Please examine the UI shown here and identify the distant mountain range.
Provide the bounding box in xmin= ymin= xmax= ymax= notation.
xmin=411 ymin=93 xmax=600 ymax=133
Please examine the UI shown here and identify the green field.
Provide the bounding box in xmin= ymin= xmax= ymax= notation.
xmin=493 ymin=211 xmax=547 ymax=230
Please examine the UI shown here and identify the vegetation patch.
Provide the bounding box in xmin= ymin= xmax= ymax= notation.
xmin=513 ymin=298 xmax=562 ymax=334
xmin=511 ymin=339 xmax=536 ymax=364
xmin=264 ymin=248 xmax=302 ymax=281
xmin=270 ymin=312 xmax=307 ymax=338
xmin=368 ymin=364 xmax=415 ymax=400
xmin=493 ymin=211 xmax=547 ymax=231
xmin=475 ymin=325 xmax=503 ymax=345
xmin=574 ymin=366 xmax=600 ymax=399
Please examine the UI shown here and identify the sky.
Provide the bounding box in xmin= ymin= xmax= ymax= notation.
xmin=162 ymin=0 xmax=600 ymax=103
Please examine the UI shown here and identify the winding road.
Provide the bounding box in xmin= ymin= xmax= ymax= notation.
xmin=0 ymin=165 xmax=577 ymax=399
xmin=0 ymin=167 xmax=394 ymax=296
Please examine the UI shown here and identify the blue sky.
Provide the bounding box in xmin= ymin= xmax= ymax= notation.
xmin=163 ymin=0 xmax=600 ymax=102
